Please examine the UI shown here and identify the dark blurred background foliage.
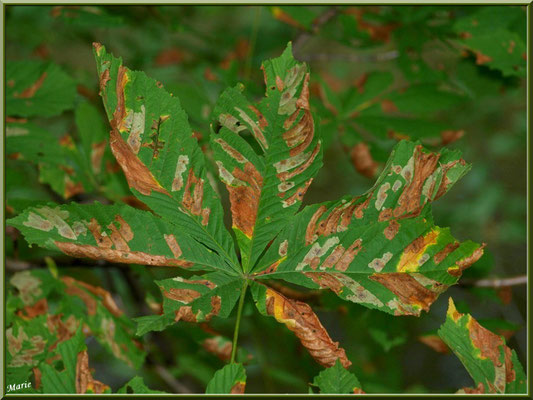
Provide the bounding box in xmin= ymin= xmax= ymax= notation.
xmin=5 ymin=5 xmax=527 ymax=393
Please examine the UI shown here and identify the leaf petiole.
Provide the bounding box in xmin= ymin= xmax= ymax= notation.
xmin=230 ymin=279 xmax=249 ymax=364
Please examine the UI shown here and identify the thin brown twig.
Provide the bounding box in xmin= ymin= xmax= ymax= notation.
xmin=298 ymin=50 xmax=399 ymax=63
xmin=5 ymin=258 xmax=33 ymax=271
xmin=153 ymin=364 xmax=192 ymax=394
xmin=293 ymin=6 xmax=340 ymax=55
xmin=459 ymin=275 xmax=527 ymax=288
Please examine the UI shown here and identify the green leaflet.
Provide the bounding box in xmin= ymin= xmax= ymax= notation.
xmin=251 ymin=281 xmax=352 ymax=369
xmin=93 ymin=43 xmax=239 ymax=272
xmin=40 ymin=327 xmax=87 ymax=394
xmin=156 ymin=271 xmax=243 ymax=324
xmin=117 ymin=377 xmax=167 ymax=394
xmin=206 ymin=363 xmax=247 ymax=394
xmin=253 ymin=140 xmax=484 ymax=316
xmin=438 ymin=298 xmax=526 ymax=394
xmin=134 ymin=314 xmax=175 ymax=336
xmin=8 ymin=202 xmax=232 ymax=274
xmin=6 ymin=120 xmax=91 ymax=199
xmin=453 ymin=7 xmax=526 ymax=77
xmin=312 ymin=359 xmax=364 ymax=394
xmin=6 ymin=103 xmax=129 ymax=200
xmin=136 ymin=272 xmax=242 ymax=335
xmin=211 ymin=43 xmax=323 ymax=271
xmin=40 ymin=327 xmax=112 ymax=394
xmin=6 ymin=60 xmax=76 ymax=117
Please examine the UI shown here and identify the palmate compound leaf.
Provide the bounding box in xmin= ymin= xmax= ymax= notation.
xmin=6 ymin=268 xmax=146 ymax=393
xmin=438 ymin=298 xmax=526 ymax=394
xmin=252 ymin=140 xmax=485 ymax=317
xmin=9 ymin=42 xmax=486 ymax=380
xmin=211 ymin=42 xmax=322 ymax=271
xmin=7 ymin=269 xmax=165 ymax=394
xmin=92 ymin=42 xmax=239 ymax=273
xmin=205 ymin=363 xmax=246 ymax=394
xmin=312 ymin=359 xmax=364 ymax=394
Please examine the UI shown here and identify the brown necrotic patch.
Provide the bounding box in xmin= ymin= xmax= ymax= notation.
xmin=91 ymin=141 xmax=107 ymax=174
xmin=319 ymin=239 xmax=362 ymax=272
xmin=230 ymin=382 xmax=246 ymax=394
xmin=46 ymin=315 xmax=78 ymax=351
xmin=164 ymin=234 xmax=183 ymax=258
xmin=107 ymin=66 xmax=166 ymax=197
xmin=171 ymin=155 xmax=189 ymax=192
xmin=396 ymin=229 xmax=440 ymax=273
xmin=56 ymin=242 xmax=193 ymax=268
xmin=305 ymin=206 xmax=328 ymax=245
xmin=418 ymin=334 xmax=449 ymax=354
xmin=434 ymin=242 xmax=460 ymax=264
xmin=456 ymin=244 xmax=485 ymax=271
xmin=76 ymin=350 xmax=110 ymax=394
xmin=265 ymin=287 xmax=351 ymax=368
xmin=353 ymin=196 xmax=371 ymax=219
xmin=162 ymin=278 xmax=219 ymax=323
xmin=304 ymin=199 xmax=365 ymax=246
xmin=369 ymin=272 xmax=438 ymax=315
xmin=384 ymin=219 xmax=400 ymax=240
xmin=350 ymin=142 xmax=379 ymax=178
xmin=15 ymin=72 xmax=47 ymax=98
xmin=225 ymin=162 xmax=263 ymax=237
xmin=282 ymin=178 xmax=313 ymax=208
xmin=62 ymin=276 xmax=123 ymax=317
xmin=182 ymin=168 xmax=211 ymax=226
xmin=98 ymin=68 xmax=110 ymax=95
xmin=56 ymin=217 xmax=193 ymax=268
xmin=214 ymin=138 xmax=248 ymax=163
xmin=248 ymin=105 xmax=268 ymax=149
xmin=433 ymin=159 xmax=466 ymax=201
xmin=393 ymin=145 xmax=440 ymax=219
xmin=163 ymin=287 xmax=201 ymax=304
xmin=17 ymin=298 xmax=48 ymax=319
xmin=6 ymin=328 xmax=46 ymax=367
xmin=174 ymin=296 xmax=221 ymax=323
xmin=201 ymin=336 xmax=233 ymax=362
xmin=456 ymin=309 xmax=517 ymax=392
xmin=277 ymin=143 xmax=321 ymax=183
xmin=304 ymin=272 xmax=344 ymax=294
xmin=109 ymin=127 xmax=167 ymax=197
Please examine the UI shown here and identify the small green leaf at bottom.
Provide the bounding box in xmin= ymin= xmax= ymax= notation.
xmin=117 ymin=376 xmax=167 ymax=394
xmin=206 ymin=363 xmax=246 ymax=394
xmin=313 ymin=359 xmax=364 ymax=394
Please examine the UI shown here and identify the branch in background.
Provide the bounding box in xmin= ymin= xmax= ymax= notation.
xmin=6 ymin=258 xmax=33 ymax=271
xmin=298 ymin=50 xmax=399 ymax=63
xmin=293 ymin=6 xmax=340 ymax=55
xmin=459 ymin=275 xmax=527 ymax=288
xmin=153 ymin=364 xmax=192 ymax=394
